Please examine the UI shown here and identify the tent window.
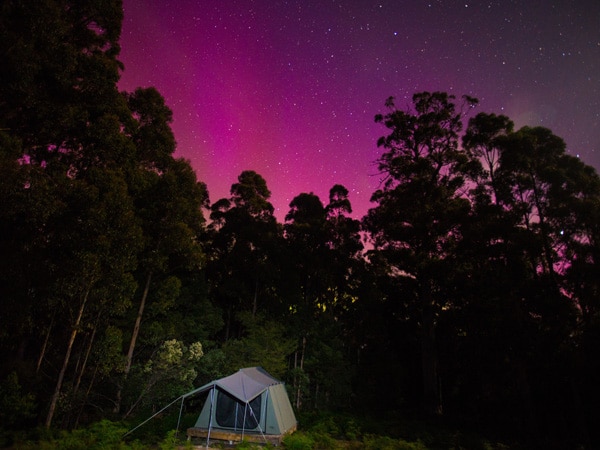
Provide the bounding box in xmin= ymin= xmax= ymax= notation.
xmin=215 ymin=390 xmax=261 ymax=430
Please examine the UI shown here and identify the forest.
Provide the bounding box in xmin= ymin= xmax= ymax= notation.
xmin=1 ymin=2 xmax=599 ymax=449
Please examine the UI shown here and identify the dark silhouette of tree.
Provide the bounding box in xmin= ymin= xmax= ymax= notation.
xmin=116 ymin=159 xmax=207 ymax=416
xmin=456 ymin=115 xmax=600 ymax=445
xmin=207 ymin=170 xmax=283 ymax=331
xmin=44 ymin=167 xmax=141 ymax=427
xmin=364 ymin=92 xmax=476 ymax=416
xmin=0 ymin=1 xmax=210 ymax=427
xmin=283 ymin=187 xmax=362 ymax=409
xmin=3 ymin=5 xmax=600 ymax=442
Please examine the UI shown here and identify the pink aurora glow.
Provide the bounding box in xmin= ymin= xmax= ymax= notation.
xmin=118 ymin=0 xmax=600 ymax=220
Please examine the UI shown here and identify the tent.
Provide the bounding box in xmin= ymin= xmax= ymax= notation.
xmin=185 ymin=367 xmax=297 ymax=445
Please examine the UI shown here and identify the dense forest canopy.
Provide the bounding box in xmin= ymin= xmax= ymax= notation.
xmin=1 ymin=1 xmax=599 ymax=448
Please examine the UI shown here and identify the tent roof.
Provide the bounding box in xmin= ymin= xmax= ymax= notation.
xmin=182 ymin=367 xmax=282 ymax=403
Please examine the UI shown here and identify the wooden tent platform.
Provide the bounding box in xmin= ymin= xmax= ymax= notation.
xmin=187 ymin=427 xmax=295 ymax=446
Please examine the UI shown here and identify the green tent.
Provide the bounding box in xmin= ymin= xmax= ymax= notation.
xmin=185 ymin=367 xmax=297 ymax=445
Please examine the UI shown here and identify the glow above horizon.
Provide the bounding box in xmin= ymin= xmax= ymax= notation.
xmin=118 ymin=0 xmax=600 ymax=220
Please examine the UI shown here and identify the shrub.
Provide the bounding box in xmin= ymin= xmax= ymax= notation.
xmin=283 ymin=431 xmax=315 ymax=450
xmin=12 ymin=420 xmax=142 ymax=450
xmin=234 ymin=440 xmax=267 ymax=449
xmin=310 ymin=431 xmax=337 ymax=450
xmin=362 ymin=434 xmax=428 ymax=450
xmin=0 ymin=372 xmax=36 ymax=429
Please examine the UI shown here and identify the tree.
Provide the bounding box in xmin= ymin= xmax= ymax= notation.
xmin=220 ymin=312 xmax=296 ymax=379
xmin=0 ymin=132 xmax=62 ymax=367
xmin=0 ymin=0 xmax=126 ymax=162
xmin=117 ymin=157 xmax=208 ymax=414
xmin=324 ymin=185 xmax=364 ymax=316
xmin=45 ymin=167 xmax=141 ymax=428
xmin=495 ymin=126 xmax=599 ymax=442
xmin=364 ymin=92 xmax=476 ymax=416
xmin=207 ymin=171 xmax=284 ymax=339
xmin=283 ymin=188 xmax=362 ymax=409
xmin=123 ymin=339 xmax=204 ymax=418
xmin=0 ymin=372 xmax=36 ymax=430
xmin=463 ymin=112 xmax=514 ymax=203
xmin=0 ymin=0 xmax=129 ymax=375
xmin=284 ymin=192 xmax=329 ymax=320
xmin=459 ymin=117 xmax=600 ymax=443
xmin=0 ymin=0 xmax=220 ymax=431
xmin=326 ymin=185 xmax=362 ymax=258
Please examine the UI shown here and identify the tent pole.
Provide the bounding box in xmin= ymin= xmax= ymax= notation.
xmin=242 ymin=402 xmax=247 ymax=441
xmin=247 ymin=401 xmax=267 ymax=444
xmin=175 ymin=396 xmax=185 ymax=441
xmin=206 ymin=387 xmax=215 ymax=449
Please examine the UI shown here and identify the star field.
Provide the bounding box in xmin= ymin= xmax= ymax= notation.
xmin=118 ymin=0 xmax=600 ymax=220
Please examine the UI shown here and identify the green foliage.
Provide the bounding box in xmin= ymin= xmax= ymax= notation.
xmin=15 ymin=420 xmax=134 ymax=450
xmin=233 ymin=439 xmax=271 ymax=449
xmin=301 ymin=321 xmax=354 ymax=409
xmin=6 ymin=414 xmax=518 ymax=450
xmin=0 ymin=372 xmax=36 ymax=428
xmin=149 ymin=276 xmax=182 ymax=316
xmin=362 ymin=434 xmax=427 ymax=450
xmin=283 ymin=431 xmax=316 ymax=450
xmin=158 ymin=429 xmax=185 ymax=450
xmin=221 ymin=312 xmax=296 ymax=378
xmin=194 ymin=347 xmax=227 ymax=382
xmin=122 ymin=339 xmax=204 ymax=416
xmin=290 ymin=411 xmax=521 ymax=450
xmin=299 ymin=411 xmax=368 ymax=445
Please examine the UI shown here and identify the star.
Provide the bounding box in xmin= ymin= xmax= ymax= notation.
xmin=119 ymin=0 xmax=600 ymax=220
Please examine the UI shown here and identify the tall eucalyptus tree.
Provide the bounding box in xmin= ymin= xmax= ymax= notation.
xmin=364 ymin=92 xmax=476 ymax=416
xmin=207 ymin=170 xmax=283 ymax=340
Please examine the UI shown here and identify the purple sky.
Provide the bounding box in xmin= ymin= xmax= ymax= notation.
xmin=118 ymin=0 xmax=600 ymax=220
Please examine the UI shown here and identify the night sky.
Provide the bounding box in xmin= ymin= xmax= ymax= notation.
xmin=118 ymin=0 xmax=600 ymax=220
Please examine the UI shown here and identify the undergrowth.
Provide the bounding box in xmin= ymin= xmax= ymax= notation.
xmin=2 ymin=412 xmax=517 ymax=450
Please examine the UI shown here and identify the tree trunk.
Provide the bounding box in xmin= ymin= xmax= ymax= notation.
xmin=74 ymin=365 xmax=98 ymax=429
xmin=126 ymin=271 xmax=152 ymax=375
xmin=295 ymin=336 xmax=306 ymax=410
xmin=73 ymin=322 xmax=97 ymax=395
xmin=420 ymin=280 xmax=442 ymax=416
xmin=123 ymin=385 xmax=151 ymax=419
xmin=115 ymin=271 xmax=152 ymax=413
xmin=37 ymin=312 xmax=55 ymax=374
xmin=45 ymin=289 xmax=90 ymax=429
xmin=224 ymin=307 xmax=232 ymax=341
xmin=252 ymin=279 xmax=259 ymax=317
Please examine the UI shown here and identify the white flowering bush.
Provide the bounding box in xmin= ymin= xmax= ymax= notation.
xmin=188 ymin=341 xmax=204 ymax=361
xmin=126 ymin=339 xmax=205 ymax=415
